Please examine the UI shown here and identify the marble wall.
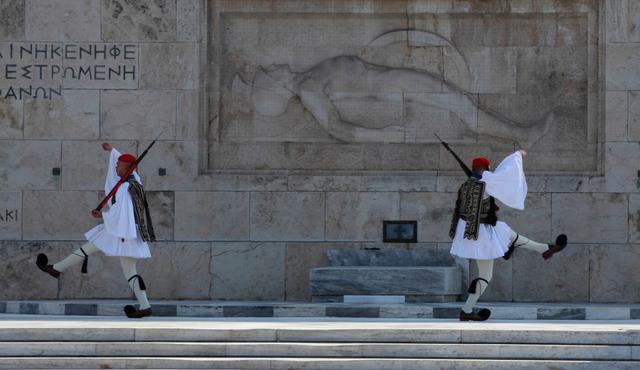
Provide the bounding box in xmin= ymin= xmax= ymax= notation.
xmin=0 ymin=0 xmax=639 ymax=304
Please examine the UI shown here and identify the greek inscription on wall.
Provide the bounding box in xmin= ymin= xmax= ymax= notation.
xmin=0 ymin=43 xmax=138 ymax=99
xmin=0 ymin=209 xmax=18 ymax=223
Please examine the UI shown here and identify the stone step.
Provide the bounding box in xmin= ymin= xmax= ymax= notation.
xmin=0 ymin=357 xmax=639 ymax=370
xmin=0 ymin=342 xmax=636 ymax=360
xmin=2 ymin=318 xmax=639 ymax=345
xmin=309 ymin=266 xmax=462 ymax=302
xmin=2 ymin=300 xmax=640 ymax=320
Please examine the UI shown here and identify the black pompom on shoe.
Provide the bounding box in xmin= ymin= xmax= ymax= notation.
xmin=124 ymin=305 xmax=153 ymax=319
xmin=36 ymin=253 xmax=60 ymax=279
xmin=542 ymin=234 xmax=568 ymax=260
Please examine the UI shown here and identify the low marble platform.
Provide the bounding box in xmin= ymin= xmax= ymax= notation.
xmin=309 ymin=266 xmax=462 ymax=303
xmin=2 ymin=300 xmax=640 ymax=320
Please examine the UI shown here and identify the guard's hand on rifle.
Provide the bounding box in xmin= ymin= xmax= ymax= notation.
xmin=101 ymin=143 xmax=112 ymax=152
xmin=91 ymin=209 xmax=102 ymax=218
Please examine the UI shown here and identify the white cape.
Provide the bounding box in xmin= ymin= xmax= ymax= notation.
xmin=450 ymin=151 xmax=527 ymax=260
xmin=84 ymin=148 xmax=151 ymax=259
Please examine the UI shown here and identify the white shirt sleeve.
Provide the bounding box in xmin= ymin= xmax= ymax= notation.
xmin=105 ymin=148 xmax=143 ymax=197
xmin=102 ymin=183 xmax=138 ymax=240
xmin=480 ymin=151 xmax=528 ymax=210
xmin=105 ymin=148 xmax=121 ymax=195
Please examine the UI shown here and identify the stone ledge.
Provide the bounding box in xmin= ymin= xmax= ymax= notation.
xmin=2 ymin=300 xmax=640 ymax=321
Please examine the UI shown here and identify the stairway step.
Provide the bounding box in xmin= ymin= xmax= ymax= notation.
xmin=1 ymin=357 xmax=640 ymax=370
xmin=0 ymin=342 xmax=636 ymax=360
xmin=2 ymin=318 xmax=640 ymax=344
xmin=3 ymin=327 xmax=639 ymax=344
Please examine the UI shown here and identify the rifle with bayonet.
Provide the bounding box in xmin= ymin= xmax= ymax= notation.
xmin=434 ymin=133 xmax=472 ymax=178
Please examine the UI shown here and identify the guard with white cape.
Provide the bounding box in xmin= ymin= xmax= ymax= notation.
xmin=438 ymin=136 xmax=569 ymax=321
xmin=36 ymin=142 xmax=156 ymax=318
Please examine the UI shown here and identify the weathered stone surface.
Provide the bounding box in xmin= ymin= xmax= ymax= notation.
xmin=137 ymin=141 xmax=199 ymax=191
xmin=446 ymin=47 xmax=517 ymax=94
xmin=146 ymin=192 xmax=174 ymax=241
xmin=140 ymin=242 xmax=211 ymax=299
xmin=361 ymin=144 xmax=440 ymax=171
xmin=537 ymin=308 xmax=586 ymax=320
xmin=25 ymin=0 xmax=100 ymax=41
xmin=211 ymin=242 xmax=285 ymax=300
xmin=23 ymin=191 xmax=101 ymax=240
xmin=606 ymin=0 xmax=640 ymax=43
xmin=24 ymin=90 xmax=99 ymax=139
xmin=513 ymin=246 xmax=590 ymax=302
xmin=606 ymin=91 xmax=628 ymax=142
xmin=0 ymin=140 xmax=61 ymax=190
xmin=101 ymin=90 xmax=176 ymax=140
xmin=251 ymin=192 xmax=324 ymax=241
xmin=287 ymin=174 xmax=437 ymax=192
xmin=0 ymin=0 xmax=24 ymax=40
xmin=177 ymin=304 xmax=223 ymax=317
xmin=0 ymin=241 xmax=68 ymax=299
xmin=449 ymin=13 xmax=559 ymax=47
xmin=102 ymin=0 xmax=176 ymax=41
xmin=628 ymin=91 xmax=640 ymax=141
xmin=176 ymin=90 xmax=199 ymax=140
xmin=552 ymin=193 xmax=628 ymax=243
xmin=174 ymin=192 xmax=250 ymax=241
xmin=60 ymin=242 xmax=211 ymax=300
xmin=586 ymin=306 xmax=630 ymax=320
xmin=326 ymin=245 xmax=454 ymax=267
xmin=524 ymin=146 xmax=599 ymax=173
xmin=473 ymin=257 xmax=513 ymax=302
xmin=309 ymin=266 xmax=462 ymax=296
xmin=0 ymin=97 xmax=23 ymax=139
xmin=606 ymin=44 xmax=640 ymax=90
xmin=273 ymin=305 xmax=326 ymax=317
xmin=514 ymin=47 xmax=589 ymax=150
xmin=207 ymin=174 xmax=288 ymax=192
xmin=630 ymin=195 xmax=640 ymax=243
xmin=58 ymin=244 xmax=131 ymax=299
xmin=499 ymin=193 xmax=551 ymax=243
xmin=177 ymin=0 xmax=199 ymax=41
xmin=61 ymin=140 xmax=137 ymax=191
xmin=0 ymin=192 xmax=22 ymax=240
xmin=326 ymin=192 xmax=400 ymax=241
xmin=400 ymin=192 xmax=457 ymax=243
xmin=140 ymin=43 xmax=198 ymax=89
xmin=602 ymin=143 xmax=640 ymax=193
xmin=590 ymin=244 xmax=640 ymax=303
xmin=606 ymin=0 xmax=629 ymax=42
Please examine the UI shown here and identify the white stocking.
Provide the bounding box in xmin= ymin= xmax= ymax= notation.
xmin=462 ymin=259 xmax=494 ymax=314
xmin=53 ymin=242 xmax=100 ymax=272
xmin=509 ymin=230 xmax=548 ymax=254
xmin=120 ymin=257 xmax=151 ymax=310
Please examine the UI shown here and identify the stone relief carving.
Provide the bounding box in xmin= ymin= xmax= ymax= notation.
xmin=210 ymin=8 xmax=598 ymax=172
xmin=238 ymin=30 xmax=554 ymax=148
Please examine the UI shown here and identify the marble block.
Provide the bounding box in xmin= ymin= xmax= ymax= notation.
xmin=309 ymin=266 xmax=462 ymax=297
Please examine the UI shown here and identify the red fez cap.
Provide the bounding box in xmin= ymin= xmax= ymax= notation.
xmin=472 ymin=156 xmax=490 ymax=169
xmin=118 ymin=153 xmax=137 ymax=164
